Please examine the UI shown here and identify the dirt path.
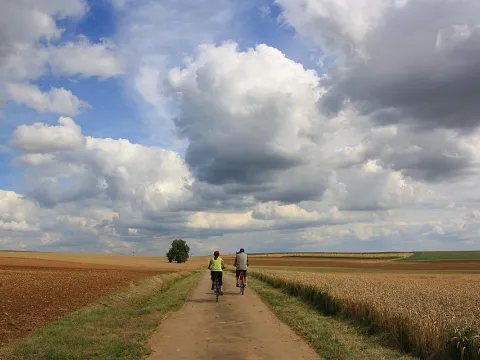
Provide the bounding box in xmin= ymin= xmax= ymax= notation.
xmin=147 ymin=271 xmax=321 ymax=360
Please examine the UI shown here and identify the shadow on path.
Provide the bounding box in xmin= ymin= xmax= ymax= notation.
xmin=187 ymin=298 xmax=217 ymax=303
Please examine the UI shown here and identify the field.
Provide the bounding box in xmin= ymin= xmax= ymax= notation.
xmin=249 ymin=252 xmax=414 ymax=260
xmin=401 ymin=251 xmax=480 ymax=261
xmin=248 ymin=252 xmax=480 ymax=359
xmin=0 ymin=251 xmax=207 ymax=348
xmin=243 ymin=255 xmax=480 ymax=271
xmin=2 ymin=249 xmax=480 ymax=359
xmin=0 ymin=251 xmax=209 ymax=271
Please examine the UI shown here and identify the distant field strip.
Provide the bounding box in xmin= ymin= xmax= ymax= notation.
xmin=251 ymin=269 xmax=480 ymax=359
xmin=250 ymin=252 xmax=413 ymax=259
xmin=401 ymin=251 xmax=480 ymax=261
xmin=0 ymin=251 xmax=209 ymax=271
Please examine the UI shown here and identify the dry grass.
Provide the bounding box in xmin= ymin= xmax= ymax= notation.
xmin=252 ymin=269 xmax=480 ymax=359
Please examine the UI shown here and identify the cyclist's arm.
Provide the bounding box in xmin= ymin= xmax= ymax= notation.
xmin=207 ymin=259 xmax=212 ymax=270
xmin=233 ymin=254 xmax=237 ymax=267
xmin=221 ymin=259 xmax=226 ymax=269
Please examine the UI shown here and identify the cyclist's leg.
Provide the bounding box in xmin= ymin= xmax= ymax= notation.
xmin=210 ymin=271 xmax=215 ymax=290
xmin=235 ymin=269 xmax=240 ymax=287
xmin=244 ymin=270 xmax=248 ymax=285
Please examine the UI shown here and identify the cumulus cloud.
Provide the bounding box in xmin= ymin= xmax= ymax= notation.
xmin=0 ymin=0 xmax=87 ymax=54
xmin=6 ymin=83 xmax=89 ymax=115
xmin=276 ymin=0 xmax=389 ymax=56
xmin=169 ymin=42 xmax=329 ymax=201
xmin=3 ymin=0 xmax=480 ymax=254
xmin=10 ymin=117 xmax=85 ymax=153
xmin=48 ymin=37 xmax=124 ymax=78
xmin=0 ymin=0 xmax=122 ymax=110
xmin=278 ymin=0 xmax=480 ymax=131
xmin=274 ymin=0 xmax=480 ymax=185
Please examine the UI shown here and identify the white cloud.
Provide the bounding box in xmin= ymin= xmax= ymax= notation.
xmin=48 ymin=37 xmax=124 ymax=78
xmin=0 ymin=0 xmax=122 ymax=111
xmin=276 ymin=0 xmax=390 ymax=56
xmin=10 ymin=117 xmax=85 ymax=153
xmin=6 ymin=83 xmax=89 ymax=115
xmin=3 ymin=0 xmax=480 ymax=254
xmin=0 ymin=0 xmax=87 ymax=50
xmin=169 ymin=42 xmax=325 ymax=202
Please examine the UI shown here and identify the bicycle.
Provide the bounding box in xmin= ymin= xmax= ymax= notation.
xmin=213 ymin=278 xmax=220 ymax=302
xmin=238 ymin=271 xmax=246 ymax=295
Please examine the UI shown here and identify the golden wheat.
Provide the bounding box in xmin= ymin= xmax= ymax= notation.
xmin=253 ymin=269 xmax=480 ymax=358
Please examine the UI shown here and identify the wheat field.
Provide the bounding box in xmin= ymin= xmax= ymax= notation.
xmin=252 ymin=269 xmax=480 ymax=359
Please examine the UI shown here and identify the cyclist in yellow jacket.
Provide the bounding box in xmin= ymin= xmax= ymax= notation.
xmin=208 ymin=250 xmax=225 ymax=295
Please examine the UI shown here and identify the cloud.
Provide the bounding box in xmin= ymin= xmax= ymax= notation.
xmin=274 ymin=0 xmax=480 ymax=183
xmin=0 ymin=190 xmax=39 ymax=232
xmin=0 ymin=0 xmax=87 ymax=54
xmin=10 ymin=117 xmax=85 ymax=153
xmin=169 ymin=42 xmax=328 ymax=201
xmin=10 ymin=118 xmax=192 ymax=214
xmin=276 ymin=0 xmax=390 ymax=57
xmin=114 ymin=0 xmax=254 ymax=149
xmin=3 ymin=0 xmax=480 ymax=255
xmin=6 ymin=83 xmax=89 ymax=115
xmin=0 ymin=0 xmax=122 ymax=110
xmin=4 ymin=116 xmax=480 ymax=254
xmin=279 ymin=0 xmax=480 ymax=131
xmin=48 ymin=37 xmax=124 ymax=78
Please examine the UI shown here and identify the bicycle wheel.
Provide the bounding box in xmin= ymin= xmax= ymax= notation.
xmin=239 ymin=275 xmax=245 ymax=295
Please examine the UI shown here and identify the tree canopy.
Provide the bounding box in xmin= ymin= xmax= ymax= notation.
xmin=166 ymin=239 xmax=190 ymax=263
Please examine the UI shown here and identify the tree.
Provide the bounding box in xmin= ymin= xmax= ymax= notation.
xmin=166 ymin=239 xmax=190 ymax=263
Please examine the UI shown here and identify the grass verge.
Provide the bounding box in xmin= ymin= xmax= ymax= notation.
xmin=0 ymin=271 xmax=202 ymax=360
xmin=249 ymin=276 xmax=416 ymax=360
xmin=252 ymin=271 xmax=479 ymax=360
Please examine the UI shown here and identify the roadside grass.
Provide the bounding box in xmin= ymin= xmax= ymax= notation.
xmin=401 ymin=251 xmax=480 ymax=261
xmin=249 ymin=276 xmax=417 ymax=360
xmin=0 ymin=271 xmax=201 ymax=360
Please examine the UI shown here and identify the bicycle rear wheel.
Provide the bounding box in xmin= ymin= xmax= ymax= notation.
xmin=239 ymin=275 xmax=245 ymax=295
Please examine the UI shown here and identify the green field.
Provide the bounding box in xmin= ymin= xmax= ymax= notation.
xmin=402 ymin=251 xmax=480 ymax=261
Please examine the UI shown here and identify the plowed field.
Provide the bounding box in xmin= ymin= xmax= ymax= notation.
xmin=0 ymin=265 xmax=160 ymax=347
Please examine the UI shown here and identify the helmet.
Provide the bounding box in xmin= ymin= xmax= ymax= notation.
xmin=239 ymin=248 xmax=245 ymax=253
xmin=214 ymin=250 xmax=220 ymax=257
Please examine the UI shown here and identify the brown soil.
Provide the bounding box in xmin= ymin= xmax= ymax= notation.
xmin=0 ymin=251 xmax=209 ymax=271
xmin=0 ymin=266 xmax=159 ymax=347
xmin=147 ymin=272 xmax=321 ymax=360
xmin=247 ymin=257 xmax=480 ymax=271
xmin=0 ymin=256 xmax=175 ymax=272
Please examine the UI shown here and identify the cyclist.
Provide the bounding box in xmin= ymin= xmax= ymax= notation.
xmin=234 ymin=248 xmax=248 ymax=287
xmin=208 ymin=250 xmax=225 ymax=295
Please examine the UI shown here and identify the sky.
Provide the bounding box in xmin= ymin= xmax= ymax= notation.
xmin=1 ymin=0 xmax=480 ymax=256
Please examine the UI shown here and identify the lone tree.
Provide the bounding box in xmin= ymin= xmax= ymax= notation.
xmin=166 ymin=239 xmax=190 ymax=263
